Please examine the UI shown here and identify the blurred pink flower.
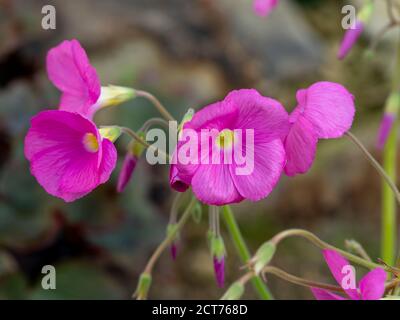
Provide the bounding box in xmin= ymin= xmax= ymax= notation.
xmin=311 ymin=249 xmax=386 ymax=300
xmin=24 ymin=110 xmax=117 ymax=202
xmin=284 ymin=82 xmax=355 ymax=176
xmin=170 ymin=89 xmax=289 ymax=205
xmin=253 ymin=0 xmax=278 ymax=17
xmin=338 ymin=20 xmax=364 ymax=60
xmin=47 ymin=39 xmax=101 ymax=119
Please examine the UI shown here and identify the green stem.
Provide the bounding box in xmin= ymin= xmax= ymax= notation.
xmin=222 ymin=205 xmax=273 ymax=300
xmin=382 ymin=32 xmax=400 ymax=267
xmin=382 ymin=125 xmax=397 ymax=266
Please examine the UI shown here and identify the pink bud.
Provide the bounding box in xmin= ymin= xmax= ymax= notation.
xmin=170 ymin=242 xmax=178 ymax=261
xmin=213 ymin=256 xmax=225 ymax=288
xmin=377 ymin=113 xmax=395 ymax=150
xmin=117 ymin=153 xmax=138 ymax=193
xmin=338 ymin=21 xmax=364 ymax=60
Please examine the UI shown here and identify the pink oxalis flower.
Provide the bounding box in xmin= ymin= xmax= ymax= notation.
xmin=24 ymin=110 xmax=117 ymax=202
xmin=253 ymin=0 xmax=278 ymax=17
xmin=170 ymin=89 xmax=289 ymax=206
xmin=47 ymin=39 xmax=101 ymax=119
xmin=47 ymin=39 xmax=134 ymax=119
xmin=284 ymin=82 xmax=355 ymax=176
xmin=311 ymin=249 xmax=386 ymax=300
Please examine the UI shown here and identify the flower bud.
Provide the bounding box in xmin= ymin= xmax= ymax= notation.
xmin=98 ymin=85 xmax=135 ymax=108
xmin=117 ymin=133 xmax=146 ymax=193
xmin=167 ymin=223 xmax=179 ymax=261
xmin=211 ymin=235 xmax=226 ymax=288
xmin=377 ymin=92 xmax=400 ymax=150
xmin=337 ymin=1 xmax=373 ymax=60
xmin=253 ymin=241 xmax=276 ymax=275
xmin=220 ymin=282 xmax=244 ymax=300
xmin=133 ymin=272 xmax=152 ymax=300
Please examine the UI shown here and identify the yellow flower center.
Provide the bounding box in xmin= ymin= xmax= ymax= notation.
xmin=215 ymin=129 xmax=235 ymax=150
xmin=83 ymin=133 xmax=99 ymax=152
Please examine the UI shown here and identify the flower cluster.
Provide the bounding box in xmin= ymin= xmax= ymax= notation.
xmin=25 ymin=40 xmax=134 ymax=202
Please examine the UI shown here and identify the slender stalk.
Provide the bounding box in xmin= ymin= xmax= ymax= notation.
xmin=271 ymin=229 xmax=393 ymax=271
xmin=345 ymin=131 xmax=400 ymax=206
xmin=382 ymin=32 xmax=400 ymax=267
xmin=139 ymin=117 xmax=170 ymax=133
xmin=135 ymin=90 xmax=175 ymax=122
xmin=120 ymin=126 xmax=171 ymax=161
xmin=222 ymin=205 xmax=273 ymax=300
xmin=142 ymin=196 xmax=197 ymax=276
xmin=262 ymin=266 xmax=344 ymax=293
xmin=382 ymin=124 xmax=398 ymax=266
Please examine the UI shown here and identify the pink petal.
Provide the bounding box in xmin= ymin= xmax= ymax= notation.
xmin=186 ymin=101 xmax=238 ymax=132
xmin=322 ymin=249 xmax=359 ymax=300
xmin=24 ymin=110 xmax=116 ymax=202
xmin=297 ymin=82 xmax=355 ymax=139
xmin=338 ymin=21 xmax=364 ymax=60
xmin=46 ymin=39 xmax=101 ymax=118
xmin=230 ymin=139 xmax=285 ymax=201
xmin=359 ymin=268 xmax=387 ymax=300
xmin=253 ymin=0 xmax=278 ymax=17
xmin=191 ymin=162 xmax=243 ymax=205
xmin=311 ymin=288 xmax=346 ymax=300
xmin=225 ymin=89 xmax=290 ymax=142
xmin=284 ymin=115 xmax=318 ymax=176
xmin=169 ymin=164 xmax=191 ymax=192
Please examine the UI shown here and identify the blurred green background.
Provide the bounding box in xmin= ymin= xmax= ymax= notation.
xmin=0 ymin=0 xmax=397 ymax=299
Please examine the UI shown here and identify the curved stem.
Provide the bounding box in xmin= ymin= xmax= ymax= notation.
xmin=139 ymin=117 xmax=170 ymax=133
xmin=345 ymin=131 xmax=400 ymax=206
xmin=142 ymin=196 xmax=197 ymax=276
xmin=136 ymin=90 xmax=175 ymax=122
xmin=271 ymin=229 xmax=392 ymax=271
xmin=262 ymin=266 xmax=344 ymax=293
xmin=222 ymin=205 xmax=273 ymax=300
xmin=120 ymin=126 xmax=171 ymax=161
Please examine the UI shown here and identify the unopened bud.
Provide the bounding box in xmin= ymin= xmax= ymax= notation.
xmin=133 ymin=273 xmax=152 ymax=300
xmin=253 ymin=241 xmax=276 ymax=275
xmin=220 ymin=282 xmax=244 ymax=300
xmin=98 ymin=85 xmax=135 ymax=108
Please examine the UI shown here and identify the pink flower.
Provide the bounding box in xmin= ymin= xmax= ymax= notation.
xmin=47 ymin=39 xmax=101 ymax=119
xmin=24 ymin=110 xmax=117 ymax=202
xmin=311 ymin=249 xmax=386 ymax=300
xmin=170 ymin=89 xmax=289 ymax=206
xmin=253 ymin=0 xmax=278 ymax=17
xmin=284 ymin=82 xmax=355 ymax=176
xmin=338 ymin=20 xmax=364 ymax=60
xmin=117 ymin=153 xmax=138 ymax=193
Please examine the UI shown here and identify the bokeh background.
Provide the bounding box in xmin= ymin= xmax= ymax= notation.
xmin=0 ymin=0 xmax=398 ymax=299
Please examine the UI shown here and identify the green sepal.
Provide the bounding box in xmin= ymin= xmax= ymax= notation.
xmin=220 ymin=282 xmax=244 ymax=300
